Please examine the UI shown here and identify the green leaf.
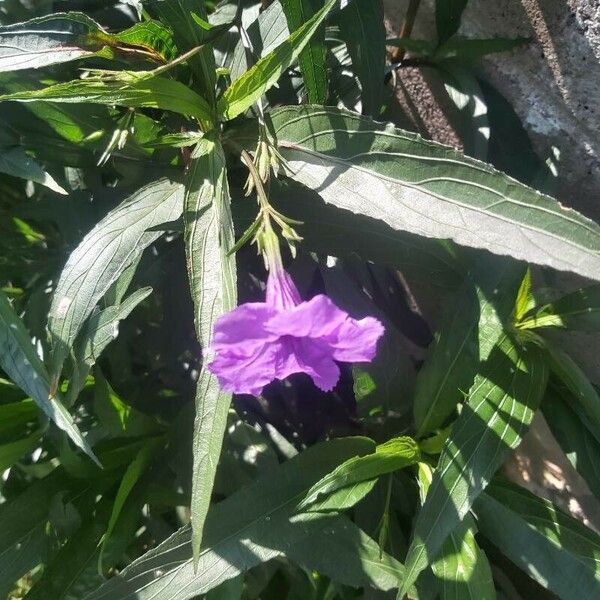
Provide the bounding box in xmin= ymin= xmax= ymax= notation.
xmin=0 ymin=94 xmax=114 ymax=167
xmin=0 ymin=146 xmax=67 ymax=193
xmin=432 ymin=516 xmax=496 ymax=600
xmin=84 ymin=289 xmax=152 ymax=360
xmin=85 ymin=437 xmax=403 ymax=599
xmin=218 ymin=0 xmax=337 ymax=120
xmin=385 ymin=38 xmax=436 ymax=56
xmin=418 ymin=464 xmax=495 ymax=600
xmin=270 ymin=106 xmax=600 ymax=280
xmin=307 ymin=479 xmax=379 ymax=512
xmin=543 ymin=388 xmax=600 ymax=500
xmin=0 ymin=428 xmax=43 ymax=472
xmin=0 ymin=12 xmax=107 ymax=72
xmin=100 ymin=438 xmax=161 ymax=560
xmin=0 ymin=291 xmax=98 ymax=464
xmin=0 ymin=12 xmax=174 ymax=72
xmin=475 ymin=478 xmax=600 ymax=599
xmin=399 ymin=336 xmax=548 ymax=597
xmin=0 ymin=399 xmax=38 ymax=437
xmin=66 ymin=286 xmax=152 ymax=404
xmin=26 ymin=491 xmax=144 ymax=600
xmin=298 ymin=437 xmax=419 ymax=511
xmin=25 ymin=517 xmax=105 ymax=600
xmin=519 ymin=284 xmax=600 ymax=331
xmin=151 ymin=0 xmax=218 ymax=106
xmin=336 ymin=0 xmax=385 ymax=116
xmin=543 ymin=341 xmax=600 ymax=442
xmin=104 ymin=256 xmax=144 ymax=308
xmin=436 ymin=0 xmax=468 ymax=46
xmin=0 ymin=471 xmax=72 ymax=597
xmin=414 ymin=260 xmax=525 ymax=436
xmin=435 ymin=37 xmax=529 ymax=61
xmin=114 ymin=19 xmax=178 ymax=63
xmin=183 ymin=134 xmax=237 ymax=562
xmin=286 ymin=516 xmax=404 ymax=592
xmin=514 ymin=267 xmax=534 ymax=322
xmin=386 ymin=36 xmax=527 ymax=63
xmin=0 ymin=72 xmax=214 ymax=121
xmin=48 ymin=178 xmax=183 ymax=379
xmin=228 ymin=1 xmax=289 ymax=82
xmin=320 ymin=260 xmax=416 ymax=417
xmin=93 ymin=372 xmax=159 ymax=439
xmin=281 ymin=0 xmax=327 ymax=103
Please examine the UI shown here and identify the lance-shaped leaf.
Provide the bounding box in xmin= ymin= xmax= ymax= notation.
xmin=0 ymin=91 xmax=116 ymax=167
xmin=114 ymin=19 xmax=178 ymax=63
xmin=414 ymin=259 xmax=525 ymax=436
xmin=0 ymin=12 xmax=107 ymax=72
xmin=85 ymin=437 xmax=403 ymax=600
xmin=0 ymin=291 xmax=97 ymax=463
xmin=0 ymin=471 xmax=74 ymax=597
xmin=417 ymin=464 xmax=495 ymax=600
xmin=66 ymin=287 xmax=152 ymax=405
xmin=298 ymin=437 xmax=420 ymax=511
xmin=228 ymin=1 xmax=289 ymax=81
xmin=26 ymin=489 xmax=145 ymax=600
xmin=543 ymin=388 xmax=600 ymax=500
xmin=475 ymin=478 xmax=600 ymax=599
xmin=0 ymin=147 xmax=67 ymax=194
xmin=48 ymin=178 xmax=184 ymax=378
xmin=519 ymin=284 xmax=600 ymax=331
xmin=280 ymin=0 xmax=327 ymax=103
xmin=0 ymin=12 xmax=176 ymax=72
xmin=152 ymin=0 xmax=218 ymax=106
xmin=436 ymin=0 xmax=468 ymax=46
xmin=431 ymin=515 xmax=496 ymax=600
xmin=543 ymin=341 xmax=600 ymax=442
xmin=183 ymin=135 xmax=237 ymax=562
xmin=0 ymin=429 xmax=43 ymax=472
xmin=0 ymin=72 xmax=214 ymax=121
xmin=336 ymin=0 xmax=385 ymax=116
xmin=435 ymin=37 xmax=529 ymax=61
xmin=270 ymin=106 xmax=600 ymax=280
xmin=218 ymin=0 xmax=337 ymax=120
xmin=101 ymin=439 xmax=161 ymax=561
xmin=398 ymin=336 xmax=548 ymax=597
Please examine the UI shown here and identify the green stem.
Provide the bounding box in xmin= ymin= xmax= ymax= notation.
xmin=240 ymin=149 xmax=271 ymax=212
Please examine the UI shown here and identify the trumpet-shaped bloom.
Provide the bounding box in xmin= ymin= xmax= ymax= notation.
xmin=208 ymin=268 xmax=384 ymax=396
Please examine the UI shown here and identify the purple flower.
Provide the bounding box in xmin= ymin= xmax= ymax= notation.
xmin=208 ymin=267 xmax=385 ymax=396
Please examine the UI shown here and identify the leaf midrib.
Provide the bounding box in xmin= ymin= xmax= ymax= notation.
xmin=92 ymin=485 xmax=345 ymax=598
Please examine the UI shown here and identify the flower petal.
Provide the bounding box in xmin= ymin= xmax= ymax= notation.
xmin=275 ymin=337 xmax=341 ymax=392
xmin=211 ymin=302 xmax=279 ymax=357
xmin=327 ymin=316 xmax=385 ymax=363
xmin=208 ymin=340 xmax=282 ymax=396
xmin=265 ymin=294 xmax=348 ymax=338
xmin=266 ymin=268 xmax=301 ymax=309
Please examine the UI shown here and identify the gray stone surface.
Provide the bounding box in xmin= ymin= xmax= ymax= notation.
xmin=461 ymin=0 xmax=600 ymax=222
